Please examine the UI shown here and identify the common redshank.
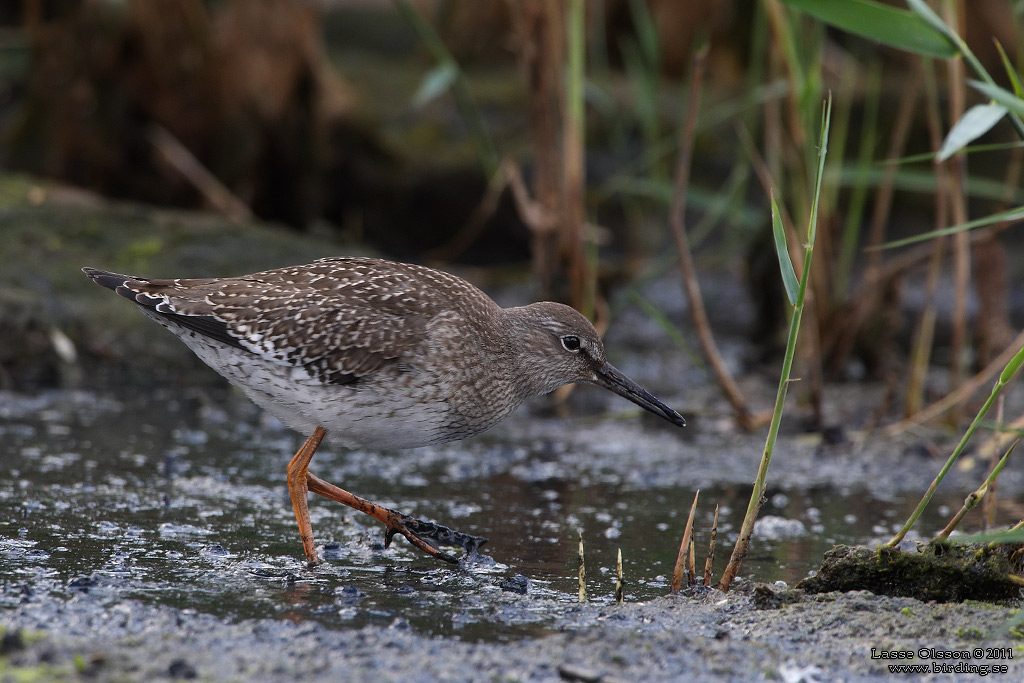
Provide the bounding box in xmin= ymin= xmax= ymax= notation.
xmin=83 ymin=257 xmax=685 ymax=565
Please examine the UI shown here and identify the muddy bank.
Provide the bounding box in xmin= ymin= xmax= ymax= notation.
xmin=2 ymin=379 xmax=1022 ymax=681
xmin=3 ymin=586 xmax=1021 ymax=682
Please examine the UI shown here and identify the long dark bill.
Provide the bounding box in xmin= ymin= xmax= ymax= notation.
xmin=593 ymin=362 xmax=686 ymax=427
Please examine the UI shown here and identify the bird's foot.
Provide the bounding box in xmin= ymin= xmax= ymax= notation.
xmin=383 ymin=513 xmax=488 ymax=564
xmin=305 ymin=470 xmax=486 ymax=564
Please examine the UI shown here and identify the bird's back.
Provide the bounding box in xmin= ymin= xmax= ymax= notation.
xmin=84 ymin=258 xmax=516 ymax=448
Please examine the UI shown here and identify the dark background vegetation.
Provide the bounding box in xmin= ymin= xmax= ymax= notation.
xmin=1 ymin=0 xmax=1023 ymax=435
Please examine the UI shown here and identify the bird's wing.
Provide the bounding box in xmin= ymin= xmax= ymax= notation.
xmin=83 ymin=259 xmax=450 ymax=385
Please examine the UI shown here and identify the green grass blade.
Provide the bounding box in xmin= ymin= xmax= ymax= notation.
xmin=871 ymin=205 xmax=1024 ymax=250
xmin=904 ymin=0 xmax=950 ymax=35
xmin=780 ymin=0 xmax=955 ymax=58
xmin=806 ymin=95 xmax=832 ymax=247
xmin=884 ymin=140 xmax=1024 ymax=165
xmin=937 ymin=104 xmax=1008 ymax=161
xmin=834 ymin=166 xmax=1024 ymax=203
xmin=906 ymin=0 xmax=1024 ymax=140
xmin=970 ymin=80 xmax=1024 ymax=118
xmin=994 ymin=40 xmax=1024 ymax=98
xmin=413 ymin=63 xmax=458 ymax=107
xmin=719 ymin=94 xmax=831 ymax=592
xmin=837 ymin=63 xmax=880 ymax=299
xmin=627 ymin=290 xmax=699 ymax=362
xmin=771 ymin=192 xmax=799 ymax=305
xmin=887 ymin=340 xmax=1024 ymax=547
xmin=999 ymin=343 xmax=1024 ymax=384
xmin=951 ymin=528 xmax=1024 ymax=544
xmin=627 ymin=0 xmax=659 ymax=66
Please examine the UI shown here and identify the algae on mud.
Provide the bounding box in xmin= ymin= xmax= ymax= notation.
xmin=799 ymin=543 xmax=1024 ymax=603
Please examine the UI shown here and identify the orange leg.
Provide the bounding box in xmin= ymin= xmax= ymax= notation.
xmin=287 ymin=425 xmax=487 ymax=566
xmin=285 ymin=426 xmax=327 ymax=566
xmin=306 ymin=472 xmax=464 ymax=564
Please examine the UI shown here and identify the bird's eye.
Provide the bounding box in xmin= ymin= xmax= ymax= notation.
xmin=560 ymin=335 xmax=581 ymax=352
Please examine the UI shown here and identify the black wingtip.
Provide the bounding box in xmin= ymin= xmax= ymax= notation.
xmin=83 ymin=266 xmax=128 ymax=292
xmin=83 ymin=267 xmax=149 ymax=305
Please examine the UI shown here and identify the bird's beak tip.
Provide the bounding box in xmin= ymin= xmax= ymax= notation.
xmin=595 ymin=362 xmax=687 ymax=429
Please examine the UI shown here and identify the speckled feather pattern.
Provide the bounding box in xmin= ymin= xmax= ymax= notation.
xmin=84 ymin=257 xmax=616 ymax=449
xmin=123 ymin=258 xmax=503 ymax=385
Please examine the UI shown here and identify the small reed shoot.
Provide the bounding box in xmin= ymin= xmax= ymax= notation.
xmin=615 ymin=548 xmax=624 ymax=604
xmin=886 ymin=341 xmax=1024 ymax=548
xmin=703 ymin=504 xmax=719 ymax=587
xmin=933 ymin=440 xmax=1016 ymax=543
xmin=687 ymin=539 xmax=696 ymax=587
xmin=577 ymin=529 xmax=586 ymax=603
xmin=671 ymin=490 xmax=700 ymax=592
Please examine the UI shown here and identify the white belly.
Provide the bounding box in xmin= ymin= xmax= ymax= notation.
xmin=148 ymin=312 xmax=484 ymax=449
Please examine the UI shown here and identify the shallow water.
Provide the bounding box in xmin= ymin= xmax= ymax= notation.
xmin=0 ymin=383 xmax=973 ymax=642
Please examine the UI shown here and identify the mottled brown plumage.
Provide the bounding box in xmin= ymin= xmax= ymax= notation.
xmin=84 ymin=257 xmax=684 ymax=564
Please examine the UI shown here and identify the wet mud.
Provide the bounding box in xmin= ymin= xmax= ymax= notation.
xmin=3 ymin=378 xmax=1022 ymax=680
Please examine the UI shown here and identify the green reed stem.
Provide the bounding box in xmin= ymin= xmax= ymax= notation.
xmin=886 ymin=342 xmax=1024 ymax=547
xmin=718 ymin=93 xmax=832 ymax=591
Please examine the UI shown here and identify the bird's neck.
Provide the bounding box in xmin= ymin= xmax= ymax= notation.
xmin=497 ymin=305 xmax=561 ymax=401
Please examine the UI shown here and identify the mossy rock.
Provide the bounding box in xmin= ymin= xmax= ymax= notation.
xmin=0 ymin=174 xmax=349 ymax=387
xmin=798 ymin=543 xmax=1023 ymax=604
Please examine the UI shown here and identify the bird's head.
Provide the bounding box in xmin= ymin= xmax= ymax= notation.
xmin=505 ymin=302 xmax=685 ymax=428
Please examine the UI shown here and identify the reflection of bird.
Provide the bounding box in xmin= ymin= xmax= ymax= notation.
xmin=84 ymin=257 xmax=685 ymax=565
